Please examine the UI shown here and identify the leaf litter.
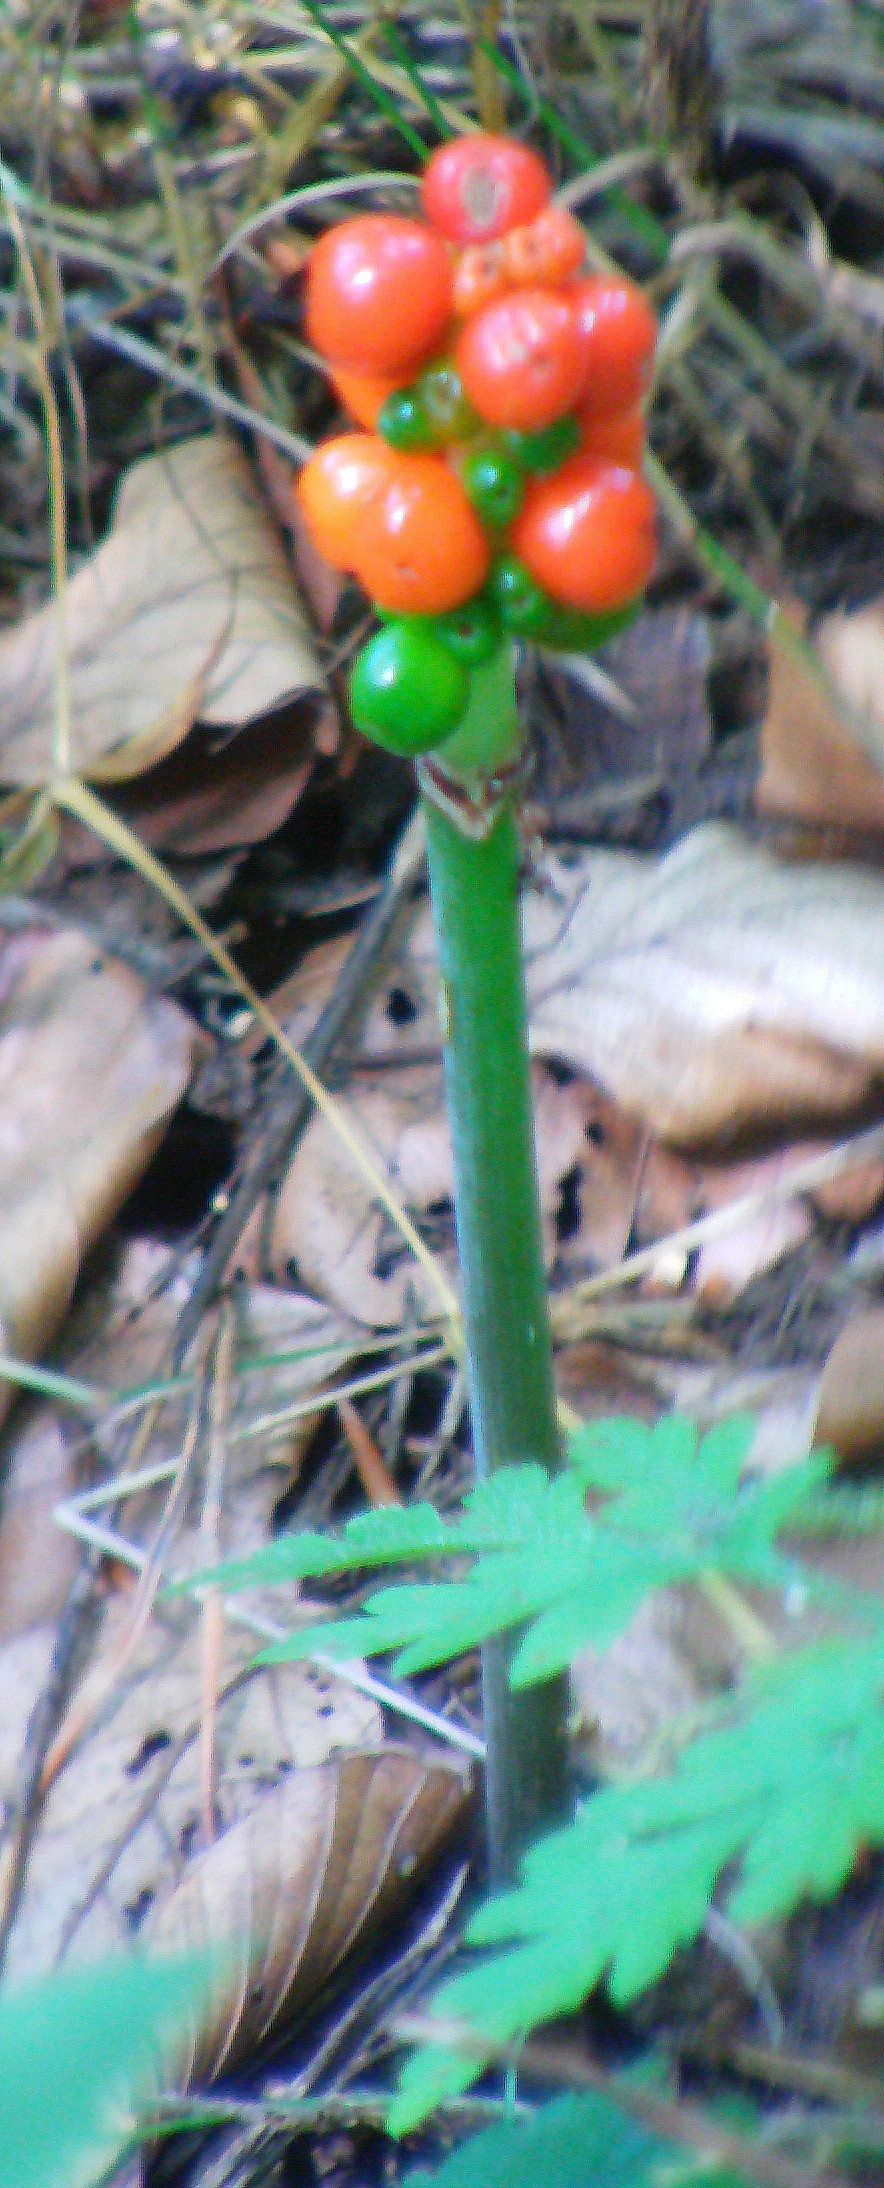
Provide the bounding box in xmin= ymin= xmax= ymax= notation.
xmin=0 ymin=437 xmax=323 ymax=788
xmin=269 ymin=818 xmax=884 ymax=1321
xmin=0 ymin=1238 xmax=470 ymax=2076
xmin=9 ymin=2 xmax=884 ymax=2181
xmin=0 ymin=908 xmax=195 ymax=1401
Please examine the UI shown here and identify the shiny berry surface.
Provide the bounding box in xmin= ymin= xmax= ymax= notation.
xmin=417 ymin=361 xmax=480 ymax=441
xmin=455 ymin=288 xmax=584 ymax=432
xmin=296 ymin=434 xmax=397 ymax=564
xmin=460 ymin=437 xmax=526 ymax=527
xmin=503 ymin=204 xmax=585 ymax=287
xmin=511 ymin=451 xmax=657 ymax=612
xmin=421 ymin=133 xmax=552 ymax=244
xmin=378 ymin=388 xmax=436 ymax=451
xmin=350 ymin=619 xmax=468 ymax=752
xmin=351 ymin=451 xmax=491 ymax=614
xmin=571 ymin=274 xmax=657 ymax=417
xmin=306 ymin=215 xmax=453 ymax=373
xmin=434 ymin=598 xmax=500 ymax=662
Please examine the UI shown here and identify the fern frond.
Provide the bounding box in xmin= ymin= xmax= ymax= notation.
xmin=171 ymin=1409 xmax=884 ymax=2140
xmin=390 ymin=1630 xmax=884 ymax=2130
xmin=169 ymin=1498 xmax=469 ymax=1597
xmin=181 ymin=1419 xmax=832 ymax=1684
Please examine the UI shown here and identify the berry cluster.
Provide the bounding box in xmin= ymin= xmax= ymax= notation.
xmin=297 ymin=133 xmax=657 ymax=759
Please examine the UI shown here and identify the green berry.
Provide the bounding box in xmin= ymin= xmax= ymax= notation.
xmin=378 ymin=388 xmax=435 ymax=451
xmin=490 ymin=554 xmax=552 ymax=635
xmin=490 ymin=557 xmax=639 ymax=646
xmin=416 ymin=361 xmax=480 ymax=442
xmin=434 ymin=598 xmax=500 ymax=663
xmin=533 ymin=599 xmax=639 ymax=650
xmin=504 ymin=415 xmax=580 ymax=475
xmin=349 ymin=620 xmax=469 ymax=755
xmin=461 ymin=438 xmax=525 ymax=528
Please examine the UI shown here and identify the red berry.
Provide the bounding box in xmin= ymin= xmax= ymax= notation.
xmin=511 ymin=451 xmax=657 ymax=612
xmin=576 ymin=404 xmax=646 ymax=467
xmin=306 ymin=214 xmax=453 ymax=373
xmin=452 ymin=240 xmax=510 ymax=319
xmin=329 ymin=365 xmax=411 ymax=428
xmin=298 ymin=436 xmax=489 ymax=614
xmin=503 ymin=205 xmax=585 ymax=286
xmin=421 ymin=133 xmax=552 ymax=244
xmin=455 ymin=288 xmax=584 ymax=432
xmin=571 ymin=274 xmax=657 ymax=417
xmin=296 ymin=434 xmax=398 ymax=564
xmin=354 ymin=453 xmax=490 ymax=613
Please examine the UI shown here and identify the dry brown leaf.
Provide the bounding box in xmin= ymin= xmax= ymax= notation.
xmin=271 ymin=826 xmax=884 ymax=1321
xmin=150 ymin=1745 xmax=469 ymax=2082
xmin=0 ymin=1603 xmax=383 ymax=1986
xmin=56 ymin=711 xmax=318 ymax=862
xmin=758 ymin=602 xmax=884 ymax=832
xmin=269 ymin=817 xmax=884 ymax=1328
xmin=58 ymin=1236 xmax=365 ymax=1552
xmin=0 ymin=912 xmax=194 ymax=1393
xmin=0 ymin=1411 xmax=79 ymax=1643
xmin=273 ymin=1064 xmax=826 ymax=1320
xmin=345 ymin=832 xmax=884 ymax=1143
xmin=685 ymin=1152 xmax=813 ymax=1300
xmin=525 ymin=822 xmax=884 ymax=1142
xmin=814 ymin=1306 xmax=884 ymax=1468
xmin=270 ymin=1075 xmax=447 ymax=1327
xmin=268 ymin=1061 xmax=633 ymax=1323
xmin=260 ymin=798 xmax=884 ymax=1329
xmin=531 ymin=608 xmax=712 ymax=817
xmin=0 ymin=437 xmax=322 ymax=786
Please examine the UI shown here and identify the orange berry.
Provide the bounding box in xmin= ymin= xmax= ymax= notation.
xmin=354 ymin=452 xmax=490 ymax=614
xmin=576 ymin=405 xmax=646 ymax=467
xmin=503 ymin=205 xmax=585 ymax=287
xmin=511 ymin=451 xmax=657 ymax=612
xmin=296 ymin=434 xmax=396 ymax=566
xmin=329 ymin=365 xmax=410 ymax=429
xmin=452 ymin=240 xmax=510 ymax=319
xmin=297 ymin=436 xmax=490 ymax=613
xmin=421 ymin=133 xmax=552 ymax=244
xmin=571 ymin=274 xmax=657 ymax=416
xmin=306 ymin=214 xmax=452 ymax=373
xmin=455 ymin=288 xmax=584 ymax=432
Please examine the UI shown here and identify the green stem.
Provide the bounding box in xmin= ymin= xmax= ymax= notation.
xmin=423 ymin=791 xmax=569 ymax=1883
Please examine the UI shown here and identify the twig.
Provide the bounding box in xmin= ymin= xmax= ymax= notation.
xmin=0 ymin=1550 xmax=102 ymax=1976
xmin=170 ymin=806 xmax=429 ymax=1369
xmin=561 ymin=1119 xmax=884 ymax=1307
xmin=64 ymin=308 xmax=313 ymax=465
xmin=393 ymin=2017 xmax=859 ymax=2188
xmin=55 ymin=1452 xmax=485 ymax=1763
xmin=199 ymin=1306 xmax=236 ymax=1846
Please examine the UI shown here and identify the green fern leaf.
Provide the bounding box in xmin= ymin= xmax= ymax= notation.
xmin=391 ymin=1629 xmax=884 ymax=2130
xmin=571 ymin=1412 xmax=830 ymax=1585
xmin=240 ymin=1418 xmax=830 ymax=1682
xmin=168 ymin=1501 xmax=467 ymax=1596
xmin=403 ymin=2089 xmax=748 ymax=2188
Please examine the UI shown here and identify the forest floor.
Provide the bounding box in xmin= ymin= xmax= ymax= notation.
xmin=6 ymin=5 xmax=884 ymax=2186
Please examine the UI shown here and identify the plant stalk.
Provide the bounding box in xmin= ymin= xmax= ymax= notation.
xmin=423 ymin=790 xmax=569 ymax=1883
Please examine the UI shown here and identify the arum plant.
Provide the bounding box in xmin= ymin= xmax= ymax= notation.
xmin=296 ymin=130 xmax=657 ymax=1881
